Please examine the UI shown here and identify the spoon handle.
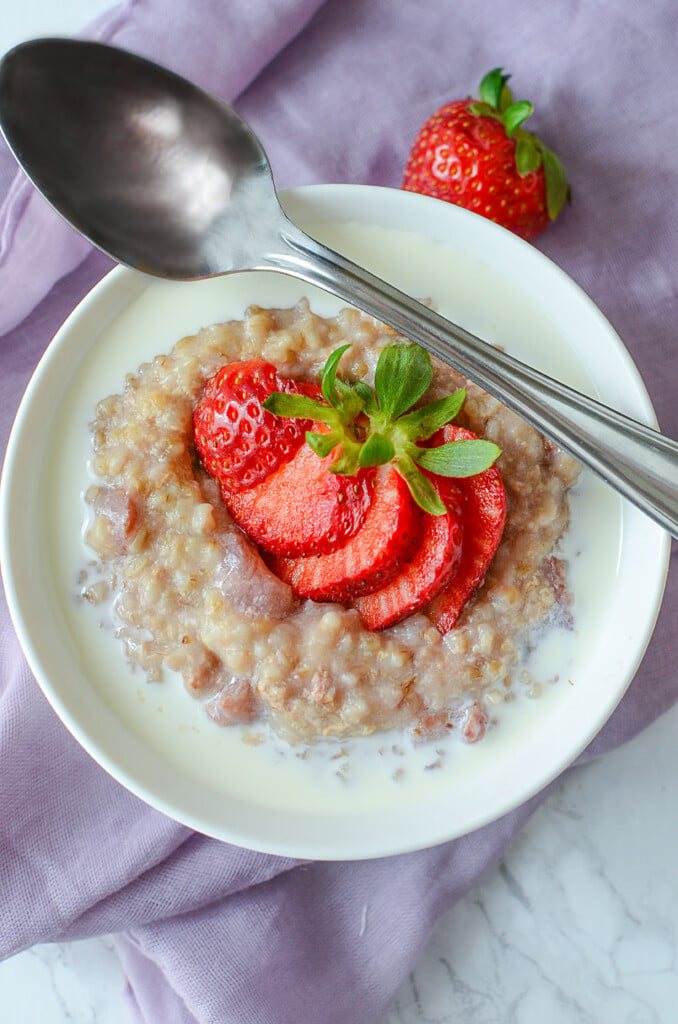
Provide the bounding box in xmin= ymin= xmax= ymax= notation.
xmin=268 ymin=224 xmax=678 ymax=538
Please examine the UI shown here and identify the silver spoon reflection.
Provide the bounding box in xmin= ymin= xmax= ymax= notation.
xmin=1 ymin=38 xmax=677 ymax=536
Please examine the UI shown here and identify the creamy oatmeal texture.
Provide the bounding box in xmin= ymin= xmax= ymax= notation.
xmin=83 ymin=301 xmax=580 ymax=744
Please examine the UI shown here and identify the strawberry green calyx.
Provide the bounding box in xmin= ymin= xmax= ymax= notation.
xmin=468 ymin=67 xmax=570 ymax=222
xmin=263 ymin=343 xmax=500 ymax=516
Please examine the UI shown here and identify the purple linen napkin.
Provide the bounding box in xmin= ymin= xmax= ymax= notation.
xmin=1 ymin=1 xmax=677 ymax=1022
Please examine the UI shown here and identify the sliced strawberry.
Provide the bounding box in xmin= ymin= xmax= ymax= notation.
xmin=353 ymin=481 xmax=464 ymax=630
xmin=227 ymin=439 xmax=375 ymax=557
xmin=266 ymin=466 xmax=422 ymax=601
xmin=193 ymin=360 xmax=320 ymax=496
xmin=425 ymin=425 xmax=507 ymax=632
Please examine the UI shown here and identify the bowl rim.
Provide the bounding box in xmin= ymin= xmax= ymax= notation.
xmin=0 ymin=183 xmax=670 ymax=859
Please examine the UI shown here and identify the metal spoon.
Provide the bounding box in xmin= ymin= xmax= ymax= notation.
xmin=1 ymin=38 xmax=677 ymax=536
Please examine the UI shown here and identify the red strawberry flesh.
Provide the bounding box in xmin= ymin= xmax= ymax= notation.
xmin=400 ymin=62 xmax=572 ymax=244
xmin=194 ymin=358 xmax=507 ymax=634
xmin=227 ymin=439 xmax=374 ymax=557
xmin=353 ymin=480 xmax=465 ymax=630
xmin=402 ymin=100 xmax=550 ymax=241
xmin=425 ymin=426 xmax=507 ymax=632
xmin=266 ymin=466 xmax=422 ymax=602
xmin=193 ymin=360 xmax=318 ymax=496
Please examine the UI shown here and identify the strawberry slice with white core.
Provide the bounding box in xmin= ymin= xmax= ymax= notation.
xmin=266 ymin=466 xmax=422 ymax=602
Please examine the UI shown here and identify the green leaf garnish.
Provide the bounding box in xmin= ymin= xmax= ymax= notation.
xmin=514 ymin=134 xmax=542 ymax=175
xmin=503 ymin=100 xmax=533 ymax=137
xmin=328 ymin=440 xmax=362 ymax=476
xmin=395 ymin=391 xmax=466 ymax=440
xmin=413 ymin=439 xmax=501 ymax=477
xmin=374 ymin=342 xmax=433 ymax=421
xmin=358 ymin=432 xmax=395 ymax=468
xmin=349 ymin=379 xmax=379 ymax=415
xmin=265 ymin=341 xmax=501 ymax=515
xmin=334 ymin=379 xmax=365 ymax=422
xmin=478 ymin=68 xmax=511 ymax=110
xmin=321 ymin=343 xmax=351 ymax=408
xmin=306 ymin=430 xmax=342 ymax=458
xmin=539 ymin=143 xmax=571 ymax=221
xmin=264 ymin=391 xmax=338 ymax=424
xmin=396 ymin=453 xmax=447 ymax=516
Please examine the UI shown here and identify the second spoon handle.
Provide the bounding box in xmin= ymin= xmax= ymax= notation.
xmin=266 ymin=221 xmax=678 ymax=538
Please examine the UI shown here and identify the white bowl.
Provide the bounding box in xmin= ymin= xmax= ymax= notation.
xmin=0 ymin=185 xmax=669 ymax=860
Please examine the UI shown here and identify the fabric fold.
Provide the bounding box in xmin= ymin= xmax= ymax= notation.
xmin=113 ymin=802 xmax=542 ymax=1024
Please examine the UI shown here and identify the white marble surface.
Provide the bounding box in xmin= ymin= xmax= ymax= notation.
xmin=388 ymin=699 xmax=678 ymax=1024
xmin=2 ymin=4 xmax=677 ymax=1023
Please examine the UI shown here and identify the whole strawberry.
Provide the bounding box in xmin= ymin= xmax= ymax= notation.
xmin=402 ymin=68 xmax=569 ymax=241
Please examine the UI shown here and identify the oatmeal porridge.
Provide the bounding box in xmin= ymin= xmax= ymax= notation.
xmin=82 ymin=300 xmax=580 ymax=744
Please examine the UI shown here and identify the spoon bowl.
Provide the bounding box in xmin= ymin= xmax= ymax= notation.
xmin=0 ymin=39 xmax=281 ymax=277
xmin=1 ymin=37 xmax=677 ymax=535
